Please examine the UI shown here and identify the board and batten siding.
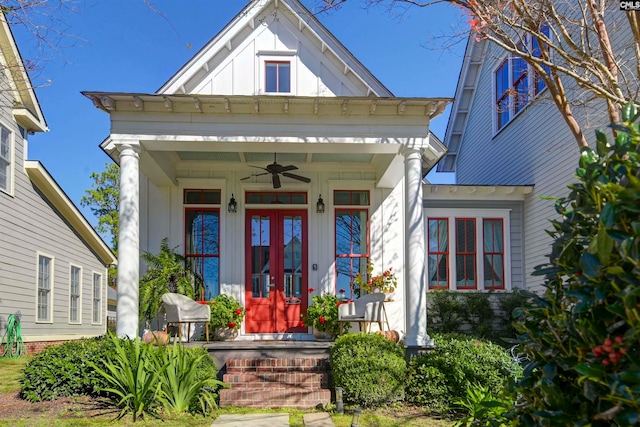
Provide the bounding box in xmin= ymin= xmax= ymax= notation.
xmin=424 ymin=199 xmax=525 ymax=290
xmin=0 ymin=96 xmax=109 ymax=341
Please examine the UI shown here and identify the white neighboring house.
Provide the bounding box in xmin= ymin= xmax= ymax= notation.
xmin=0 ymin=15 xmax=117 ymax=353
xmin=439 ymin=7 xmax=631 ymax=293
xmin=86 ymin=0 xmax=542 ymax=345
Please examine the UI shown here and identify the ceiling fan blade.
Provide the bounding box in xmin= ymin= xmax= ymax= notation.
xmin=249 ymin=165 xmax=269 ymax=172
xmin=282 ymin=172 xmax=311 ymax=183
xmin=272 ymin=174 xmax=281 ymax=189
xmin=280 ymin=165 xmax=298 ymax=172
xmin=240 ymin=172 xmax=269 ymax=180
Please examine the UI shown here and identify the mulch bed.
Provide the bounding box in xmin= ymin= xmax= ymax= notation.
xmin=0 ymin=392 xmax=116 ymax=420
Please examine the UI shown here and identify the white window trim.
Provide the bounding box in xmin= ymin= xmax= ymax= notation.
xmin=0 ymin=121 xmax=15 ymax=196
xmin=492 ymin=41 xmax=550 ymax=134
xmin=35 ymin=252 xmax=54 ymax=323
xmin=257 ymin=50 xmax=297 ymax=96
xmin=92 ymin=271 xmax=103 ymax=325
xmin=68 ymin=264 xmax=83 ymax=325
xmin=425 ymin=208 xmax=512 ymax=291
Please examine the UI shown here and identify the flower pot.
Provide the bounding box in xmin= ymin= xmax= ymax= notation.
xmin=312 ymin=327 xmax=335 ymax=341
xmin=213 ymin=327 xmax=239 ymax=341
xmin=142 ymin=330 xmax=169 ymax=346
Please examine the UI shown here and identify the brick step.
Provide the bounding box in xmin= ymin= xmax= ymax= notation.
xmin=219 ymin=388 xmax=331 ymax=408
xmin=225 ymin=357 xmax=330 ymax=373
xmin=223 ymin=372 xmax=329 ymax=388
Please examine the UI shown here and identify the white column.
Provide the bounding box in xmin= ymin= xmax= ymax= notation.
xmin=403 ymin=148 xmax=431 ymax=347
xmin=116 ymin=142 xmax=140 ymax=339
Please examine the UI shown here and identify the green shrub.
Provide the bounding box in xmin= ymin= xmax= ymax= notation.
xmin=331 ymin=333 xmax=406 ymax=407
xmin=452 ymin=382 xmax=512 ymax=427
xmin=495 ymin=290 xmax=527 ymax=342
xmin=461 ymin=292 xmax=495 ymax=338
xmin=405 ymin=333 xmax=517 ymax=414
xmin=513 ymin=103 xmax=640 ymax=425
xmin=20 ymin=336 xmax=116 ymax=401
xmin=427 ymin=290 xmax=465 ymax=334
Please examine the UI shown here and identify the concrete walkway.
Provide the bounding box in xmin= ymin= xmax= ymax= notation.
xmin=210 ymin=412 xmax=336 ymax=426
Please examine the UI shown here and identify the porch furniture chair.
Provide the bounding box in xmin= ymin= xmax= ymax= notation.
xmin=337 ymin=292 xmax=386 ymax=335
xmin=162 ymin=293 xmax=210 ymax=342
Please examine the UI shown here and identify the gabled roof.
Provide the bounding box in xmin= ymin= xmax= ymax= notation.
xmin=157 ymin=0 xmax=393 ymax=97
xmin=438 ymin=36 xmax=486 ymax=173
xmin=25 ymin=161 xmax=117 ymax=266
xmin=0 ymin=14 xmax=48 ymax=132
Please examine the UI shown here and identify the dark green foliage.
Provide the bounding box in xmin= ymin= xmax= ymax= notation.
xmin=428 ymin=290 xmax=524 ymax=341
xmin=20 ymin=336 xmax=116 ymax=402
xmin=139 ymin=237 xmax=196 ymax=326
xmin=427 ymin=290 xmax=465 ymax=333
xmin=330 ymin=333 xmax=406 ymax=407
xmin=513 ymin=103 xmax=640 ymax=425
xmin=405 ymin=333 xmax=517 ymax=414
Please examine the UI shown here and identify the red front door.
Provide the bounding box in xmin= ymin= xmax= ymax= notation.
xmin=245 ymin=210 xmax=307 ymax=333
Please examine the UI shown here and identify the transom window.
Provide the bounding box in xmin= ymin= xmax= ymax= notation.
xmin=185 ymin=208 xmax=220 ymax=301
xmin=0 ymin=124 xmax=12 ymax=194
xmin=427 ymin=210 xmax=509 ymax=291
xmin=246 ymin=191 xmax=307 ymax=204
xmin=184 ymin=189 xmax=221 ymax=204
xmin=69 ymin=265 xmax=81 ymax=323
xmin=335 ymin=209 xmax=369 ymax=299
xmin=334 ymin=190 xmax=370 ymax=206
xmin=494 ymin=26 xmax=550 ymax=131
xmin=265 ymin=61 xmax=290 ymax=93
xmin=37 ymin=254 xmax=53 ymax=322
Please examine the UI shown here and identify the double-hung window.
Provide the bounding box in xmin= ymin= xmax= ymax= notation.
xmin=494 ymin=25 xmax=550 ymax=131
xmin=0 ymin=124 xmax=12 ymax=194
xmin=265 ymin=61 xmax=291 ymax=93
xmin=92 ymin=273 xmax=102 ymax=324
xmin=427 ymin=210 xmax=510 ymax=291
xmin=69 ymin=265 xmax=81 ymax=323
xmin=36 ymin=254 xmax=53 ymax=322
xmin=334 ymin=191 xmax=369 ymax=299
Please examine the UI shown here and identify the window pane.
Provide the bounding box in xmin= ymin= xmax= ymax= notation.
xmin=428 ymin=219 xmax=448 ymax=288
xmin=93 ymin=274 xmax=102 ymax=323
xmin=483 ymin=219 xmax=504 ymax=289
xmin=334 ymin=191 xmax=351 ymax=205
xmin=455 ymin=219 xmax=476 ymax=289
xmin=185 ymin=210 xmax=219 ymax=255
xmin=278 ymin=63 xmax=290 ymax=92
xmin=201 ymin=257 xmax=219 ymax=300
xmin=266 ymin=63 xmax=277 ymax=93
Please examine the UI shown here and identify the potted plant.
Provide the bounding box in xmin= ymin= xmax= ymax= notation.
xmin=208 ymin=294 xmax=246 ymax=340
xmin=301 ymin=292 xmax=344 ymax=340
xmin=353 ymin=262 xmax=397 ymax=295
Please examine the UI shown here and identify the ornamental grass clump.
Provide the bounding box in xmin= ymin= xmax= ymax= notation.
xmin=208 ymin=294 xmax=246 ymax=330
xmin=512 ymin=103 xmax=640 ymax=425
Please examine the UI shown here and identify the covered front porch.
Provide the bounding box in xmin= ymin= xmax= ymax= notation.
xmin=85 ymin=92 xmax=450 ymax=347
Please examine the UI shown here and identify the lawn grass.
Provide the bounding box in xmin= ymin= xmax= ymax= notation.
xmin=0 ymin=355 xmax=454 ymax=426
xmin=0 ymin=355 xmax=31 ymax=394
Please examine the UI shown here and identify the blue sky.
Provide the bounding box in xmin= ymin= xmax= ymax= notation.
xmin=17 ymin=0 xmax=463 ymax=226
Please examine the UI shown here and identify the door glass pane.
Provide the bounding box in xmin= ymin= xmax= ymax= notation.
xmin=282 ymin=215 xmax=302 ymax=299
xmin=250 ymin=215 xmax=271 ymax=298
xmin=202 ymin=257 xmax=220 ymax=300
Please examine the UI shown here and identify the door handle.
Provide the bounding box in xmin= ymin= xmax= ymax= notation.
xmin=285 ymin=298 xmax=301 ymax=304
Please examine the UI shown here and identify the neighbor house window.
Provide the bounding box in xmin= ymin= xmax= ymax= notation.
xmin=265 ymin=61 xmax=290 ymax=93
xmin=185 ymin=208 xmax=220 ymax=300
xmin=494 ymin=25 xmax=550 ymax=131
xmin=37 ymin=254 xmax=53 ymax=322
xmin=69 ymin=265 xmax=82 ymax=323
xmin=0 ymin=124 xmax=12 ymax=194
xmin=427 ymin=210 xmax=510 ymax=291
xmin=92 ymin=273 xmax=102 ymax=324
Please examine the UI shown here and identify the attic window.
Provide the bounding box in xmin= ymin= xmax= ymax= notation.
xmin=265 ymin=61 xmax=290 ymax=93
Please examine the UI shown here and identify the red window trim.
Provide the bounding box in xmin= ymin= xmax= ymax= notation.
xmin=184 ymin=207 xmax=220 ymax=301
xmin=427 ymin=217 xmax=449 ymax=290
xmin=183 ymin=188 xmax=221 ymax=205
xmin=333 ymin=190 xmax=370 ymax=206
xmin=455 ymin=218 xmax=477 ymax=290
xmin=334 ymin=208 xmax=369 ymax=298
xmin=265 ymin=61 xmax=290 ymax=93
xmin=245 ymin=191 xmax=307 ymax=204
xmin=483 ymin=218 xmax=505 ymax=290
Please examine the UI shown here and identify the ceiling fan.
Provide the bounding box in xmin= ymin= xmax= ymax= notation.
xmin=241 ymin=153 xmax=311 ymax=189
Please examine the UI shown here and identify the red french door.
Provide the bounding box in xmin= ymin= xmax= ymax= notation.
xmin=245 ymin=210 xmax=307 ymax=333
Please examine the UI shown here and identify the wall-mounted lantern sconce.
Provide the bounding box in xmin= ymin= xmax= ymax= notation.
xmin=316 ymin=194 xmax=325 ymax=214
xmin=228 ymin=194 xmax=237 ymax=213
